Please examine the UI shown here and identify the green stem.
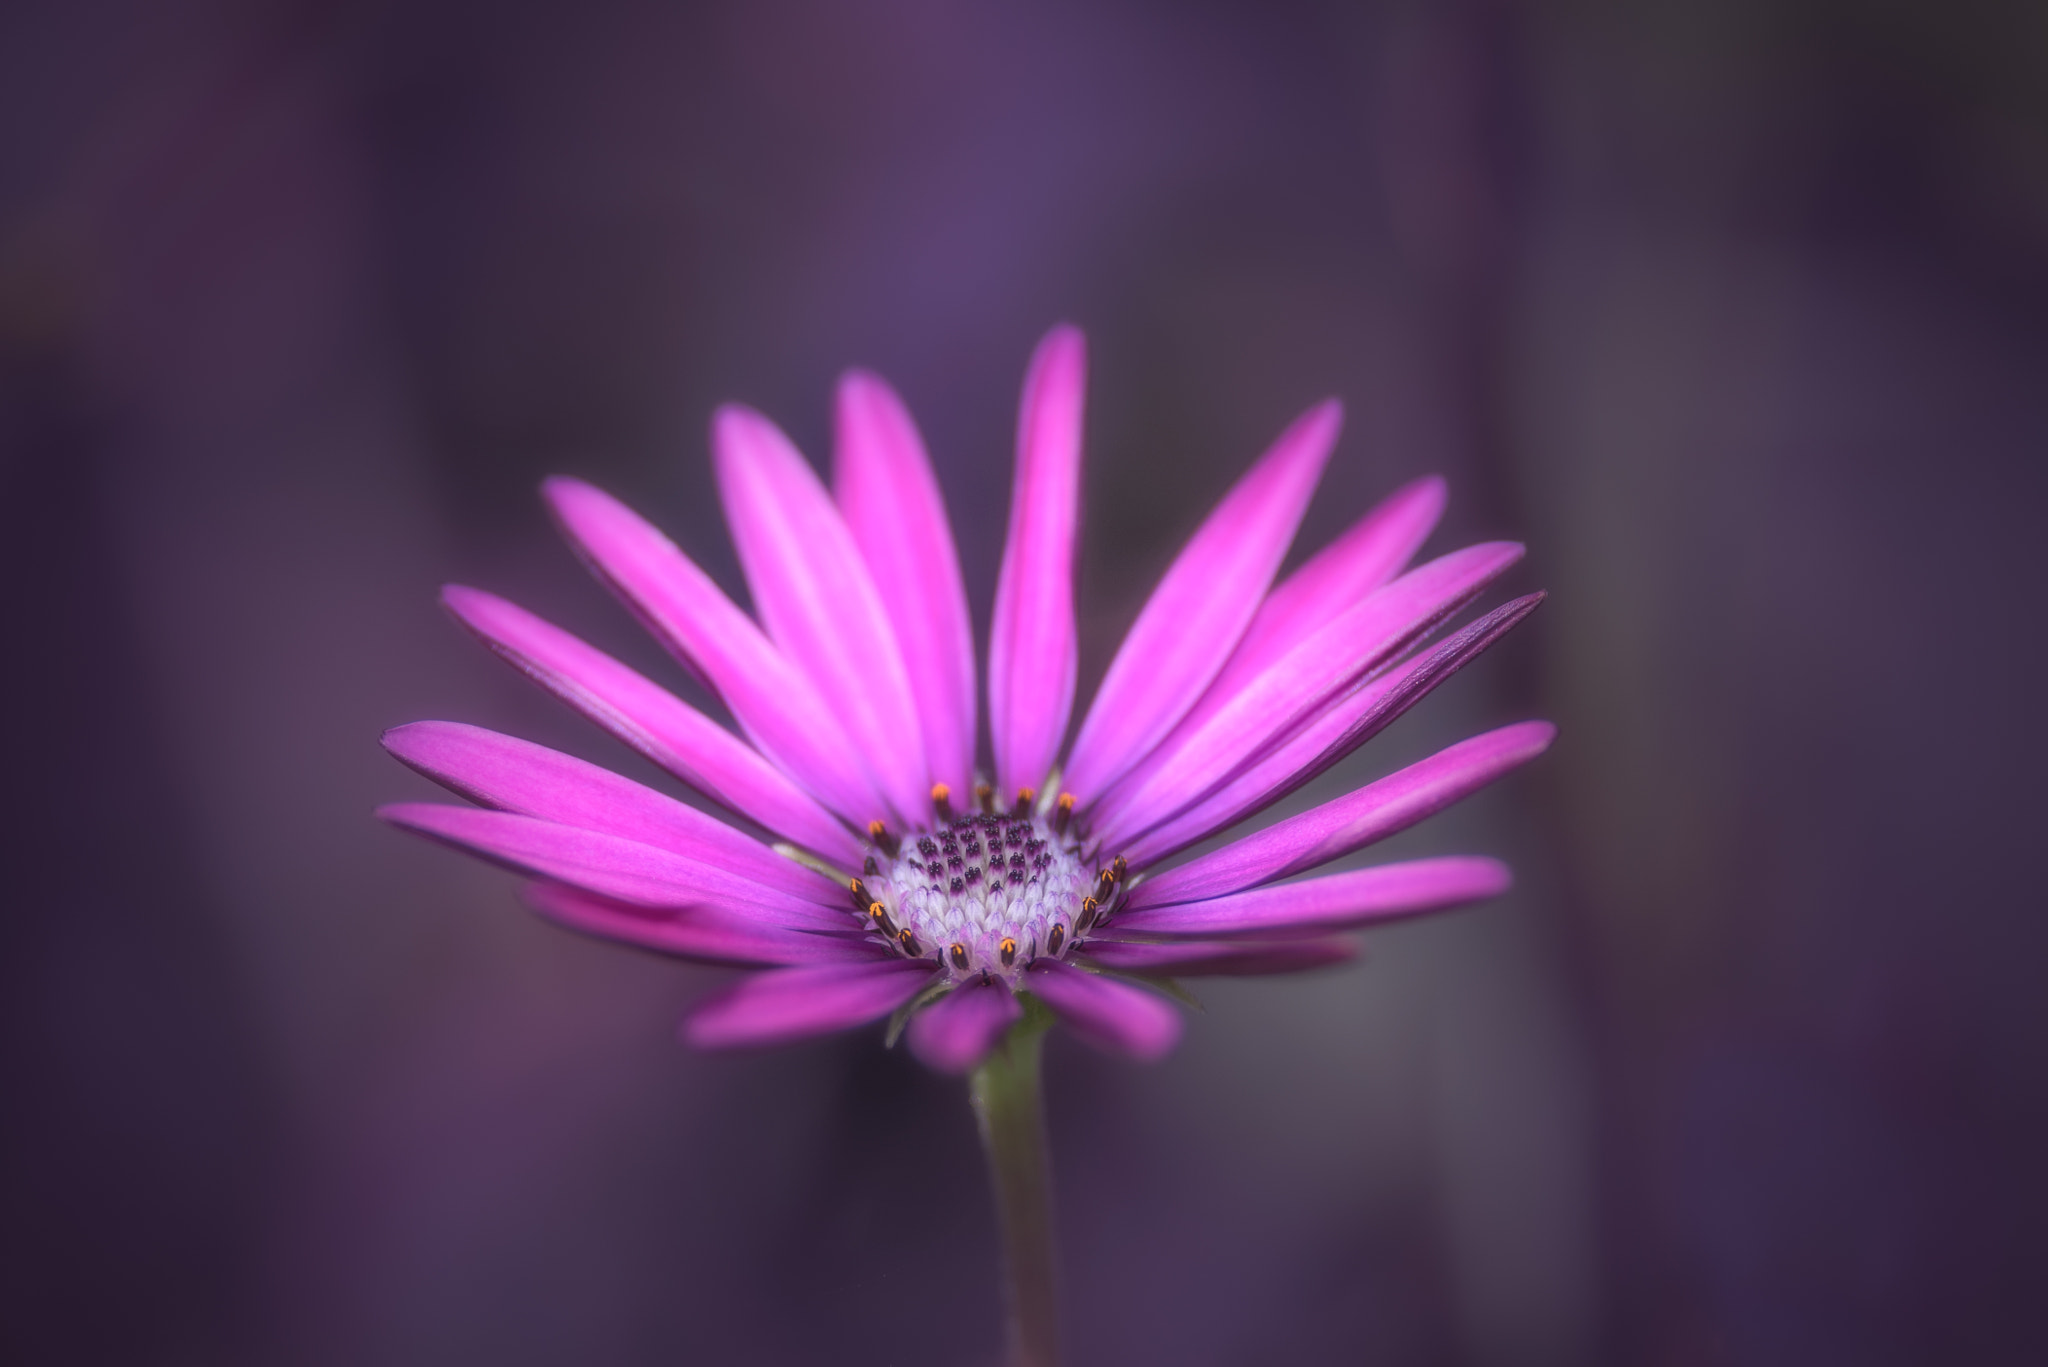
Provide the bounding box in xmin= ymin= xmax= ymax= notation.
xmin=970 ymin=996 xmax=1059 ymax=1367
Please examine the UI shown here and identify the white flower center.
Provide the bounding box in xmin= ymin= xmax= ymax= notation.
xmin=852 ymin=807 xmax=1118 ymax=981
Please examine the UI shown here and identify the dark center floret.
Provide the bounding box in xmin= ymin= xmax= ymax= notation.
xmin=846 ymin=789 xmax=1126 ymax=983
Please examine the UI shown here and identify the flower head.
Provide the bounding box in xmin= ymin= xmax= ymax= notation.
xmin=381 ymin=325 xmax=1552 ymax=1074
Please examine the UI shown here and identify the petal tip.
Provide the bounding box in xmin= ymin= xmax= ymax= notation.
xmin=539 ymin=473 xmax=599 ymax=508
xmin=678 ymin=1009 xmax=726 ymax=1051
xmin=374 ymin=801 xmax=430 ymax=828
xmin=712 ymin=400 xmax=768 ymax=436
xmin=1470 ymin=857 xmax=1516 ymax=897
xmin=540 ymin=476 xmax=628 ymax=537
xmin=712 ymin=405 xmax=802 ymax=482
xmin=835 ymin=369 xmax=914 ymax=438
xmin=1399 ymin=473 xmax=1450 ymax=516
xmin=1029 ymin=323 xmax=1088 ymax=381
xmin=837 ymin=368 xmax=890 ymax=403
xmin=438 ymin=582 xmax=491 ymax=614
xmin=379 ymin=721 xmax=426 ymax=753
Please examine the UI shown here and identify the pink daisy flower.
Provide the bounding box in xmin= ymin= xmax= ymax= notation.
xmin=379 ymin=325 xmax=1551 ymax=1077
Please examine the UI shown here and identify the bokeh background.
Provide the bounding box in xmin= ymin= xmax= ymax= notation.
xmin=5 ymin=1 xmax=2046 ymax=1363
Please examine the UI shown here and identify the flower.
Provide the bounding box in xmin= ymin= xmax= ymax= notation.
xmin=380 ymin=325 xmax=1552 ymax=1074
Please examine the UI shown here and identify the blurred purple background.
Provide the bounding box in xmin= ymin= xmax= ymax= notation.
xmin=5 ymin=1 xmax=2046 ymax=1363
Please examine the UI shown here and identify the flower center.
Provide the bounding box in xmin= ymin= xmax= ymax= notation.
xmin=847 ymin=792 xmax=1124 ymax=983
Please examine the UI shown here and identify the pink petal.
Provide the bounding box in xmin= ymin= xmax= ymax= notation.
xmin=525 ymin=883 xmax=878 ymax=967
xmin=904 ymin=977 xmax=1023 ymax=1074
xmin=1126 ymin=721 xmax=1556 ymax=908
xmin=683 ymin=958 xmax=941 ymax=1050
xmin=377 ymin=803 xmax=847 ymax=928
xmin=834 ymin=372 xmax=978 ymax=803
xmin=1087 ymin=476 xmax=1446 ymax=826
xmin=442 ymin=587 xmax=864 ymax=866
xmin=1023 ymin=958 xmax=1182 ymax=1061
xmin=1076 ymin=938 xmax=1358 ymax=977
xmin=989 ymin=325 xmax=1086 ymax=799
xmin=1107 ymin=857 xmax=1510 ymax=940
xmin=714 ymin=406 xmax=931 ymax=824
xmin=1094 ymin=542 xmax=1524 ymax=844
xmin=1119 ymin=593 xmax=1547 ymax=865
xmin=384 ymin=721 xmax=844 ymax=903
xmin=1218 ymin=474 xmax=1445 ymax=698
xmin=542 ymin=477 xmax=890 ymax=826
xmin=1062 ymin=400 xmax=1340 ymax=804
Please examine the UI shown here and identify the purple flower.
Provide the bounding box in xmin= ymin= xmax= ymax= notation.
xmin=380 ymin=325 xmax=1552 ymax=1075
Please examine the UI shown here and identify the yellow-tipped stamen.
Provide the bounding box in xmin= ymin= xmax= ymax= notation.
xmin=931 ymin=783 xmax=953 ymax=821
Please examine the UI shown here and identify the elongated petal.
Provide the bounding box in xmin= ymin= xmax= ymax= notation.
xmin=715 ymin=406 xmax=930 ymax=823
xmin=378 ymin=803 xmax=846 ymax=927
xmin=543 ymin=477 xmax=889 ymax=825
xmin=1096 ymin=542 xmax=1523 ymax=842
xmin=1120 ymin=593 xmax=1546 ymax=865
xmin=1077 ymin=938 xmax=1357 ymax=977
xmin=834 ymin=372 xmax=978 ymax=803
xmin=385 ymin=721 xmax=843 ymax=903
xmin=989 ymin=326 xmax=1086 ymax=798
xmin=1109 ymin=857 xmax=1509 ymax=940
xmin=1130 ymin=590 xmax=1540 ymax=864
xmin=1024 ymin=958 xmax=1181 ymax=1060
xmin=442 ymin=587 xmax=864 ymax=866
xmin=684 ymin=958 xmax=941 ymax=1050
xmin=525 ymin=883 xmax=877 ymax=967
xmin=1094 ymin=476 xmax=1446 ymax=821
xmin=904 ymin=978 xmax=1023 ymax=1074
xmin=1127 ymin=721 xmax=1556 ymax=908
xmin=1062 ymin=401 xmax=1339 ymax=804
xmin=1218 ymin=474 xmax=1445 ymax=696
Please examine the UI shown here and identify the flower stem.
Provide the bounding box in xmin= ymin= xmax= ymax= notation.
xmin=971 ymin=995 xmax=1059 ymax=1367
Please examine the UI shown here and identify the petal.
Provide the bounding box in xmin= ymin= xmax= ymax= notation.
xmin=1125 ymin=720 xmax=1556 ymax=908
xmin=1024 ymin=958 xmax=1182 ymax=1061
xmin=1062 ymin=400 xmax=1339 ymax=804
xmin=714 ymin=406 xmax=931 ymax=823
xmin=384 ymin=721 xmax=845 ymax=903
xmin=441 ymin=586 xmax=864 ymax=866
xmin=525 ymin=883 xmax=878 ymax=967
xmin=1107 ymin=857 xmax=1510 ymax=940
xmin=1090 ymin=476 xmax=1446 ymax=821
xmin=378 ymin=803 xmax=848 ymax=928
xmin=1218 ymin=474 xmax=1445 ymax=698
xmin=1094 ymin=542 xmax=1524 ymax=844
xmin=1121 ymin=592 xmax=1547 ymax=865
xmin=904 ymin=977 xmax=1023 ymax=1074
xmin=683 ymin=958 xmax=941 ymax=1050
xmin=1076 ymin=938 xmax=1358 ymax=977
xmin=542 ymin=478 xmax=890 ymax=826
xmin=834 ymin=372 xmax=978 ymax=802
xmin=989 ymin=325 xmax=1086 ymax=799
